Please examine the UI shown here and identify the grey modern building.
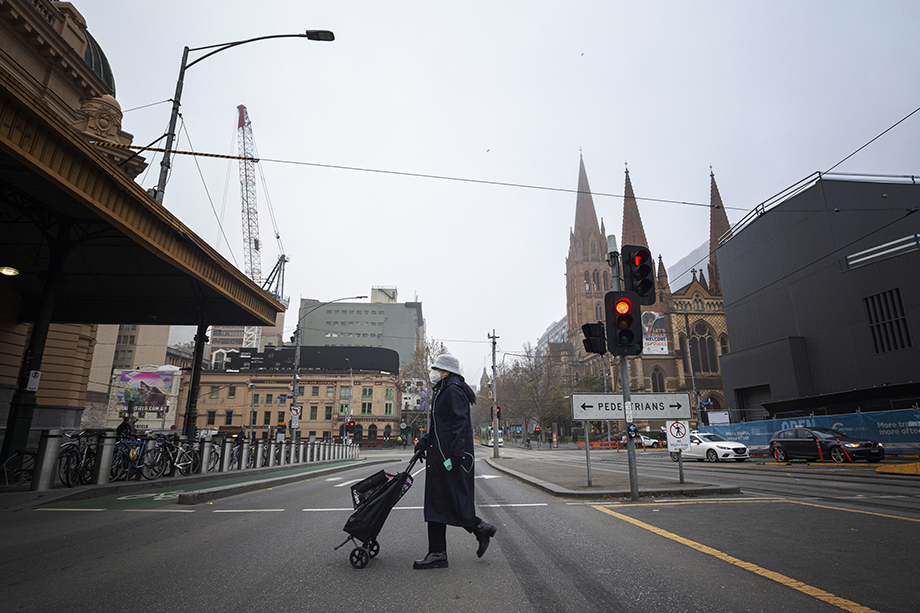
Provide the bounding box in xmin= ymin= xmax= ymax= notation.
xmin=297 ymin=287 xmax=425 ymax=369
xmin=718 ymin=173 xmax=920 ymax=420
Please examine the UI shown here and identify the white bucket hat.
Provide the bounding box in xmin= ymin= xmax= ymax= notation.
xmin=431 ymin=354 xmax=462 ymax=376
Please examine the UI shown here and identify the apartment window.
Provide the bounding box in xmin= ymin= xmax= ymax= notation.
xmin=326 ymin=386 xmax=335 ymax=398
xmin=339 ymin=403 xmax=349 ymax=416
xmin=263 ymin=411 xmax=271 ymax=425
xmin=340 ymin=386 xmax=351 ymax=400
xmin=385 ymin=388 xmax=394 ymax=400
xmin=384 ymin=402 xmax=393 ymax=416
xmin=297 ymin=386 xmax=304 ymax=396
xmin=228 ymin=386 xmax=236 ymax=399
xmin=325 ymin=406 xmax=333 ymax=420
xmin=362 ymin=387 xmax=373 ymax=400
xmin=361 ymin=401 xmax=372 ymax=416
xmin=210 ymin=386 xmax=219 ymax=399
xmin=265 ymin=394 xmax=273 ymax=405
xmin=206 ymin=411 xmax=216 ymax=426
xmin=310 ymin=406 xmax=318 ymax=420
xmin=125 ymin=350 xmax=133 ymax=360
xmin=252 ymin=394 xmax=260 ymax=404
xmin=312 ymin=386 xmax=319 ymax=397
xmin=278 ymin=411 xmax=284 ymax=423
xmin=128 ymin=336 xmax=135 ymax=344
xmin=224 ymin=411 xmax=233 ymax=426
xmin=864 ymin=288 xmax=913 ymax=353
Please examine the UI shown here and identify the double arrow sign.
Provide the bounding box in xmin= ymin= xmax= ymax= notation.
xmin=571 ymin=392 xmax=692 ymax=421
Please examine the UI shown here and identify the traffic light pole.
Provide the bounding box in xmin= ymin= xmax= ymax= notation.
xmin=489 ymin=330 xmax=500 ymax=459
xmin=607 ymin=236 xmax=640 ymax=501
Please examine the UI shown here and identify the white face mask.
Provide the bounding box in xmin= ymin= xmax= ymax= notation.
xmin=429 ymin=370 xmax=443 ymax=384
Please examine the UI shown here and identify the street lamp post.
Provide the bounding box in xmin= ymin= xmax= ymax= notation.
xmin=153 ymin=30 xmax=334 ymax=204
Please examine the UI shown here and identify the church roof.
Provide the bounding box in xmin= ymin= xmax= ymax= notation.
xmin=621 ymin=168 xmax=649 ymax=249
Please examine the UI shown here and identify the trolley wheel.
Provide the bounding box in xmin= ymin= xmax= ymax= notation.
xmin=350 ymin=547 xmax=369 ymax=569
xmin=368 ymin=540 xmax=380 ymax=558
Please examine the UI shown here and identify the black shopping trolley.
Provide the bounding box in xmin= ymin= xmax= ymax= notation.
xmin=334 ymin=451 xmax=422 ymax=569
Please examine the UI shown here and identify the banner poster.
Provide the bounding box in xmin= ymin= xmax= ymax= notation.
xmin=641 ymin=311 xmax=668 ymax=355
xmin=116 ymin=370 xmax=177 ymax=418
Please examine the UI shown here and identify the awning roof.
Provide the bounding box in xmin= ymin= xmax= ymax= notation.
xmin=0 ymin=66 xmax=283 ymax=326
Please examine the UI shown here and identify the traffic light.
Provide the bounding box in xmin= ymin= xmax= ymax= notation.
xmin=622 ymin=244 xmax=656 ymax=305
xmin=581 ymin=322 xmax=607 ymax=355
xmin=495 ymin=406 xmax=501 ymax=422
xmin=605 ymin=290 xmax=643 ymax=355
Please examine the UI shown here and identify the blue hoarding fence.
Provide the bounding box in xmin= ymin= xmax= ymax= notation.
xmin=700 ymin=408 xmax=920 ymax=457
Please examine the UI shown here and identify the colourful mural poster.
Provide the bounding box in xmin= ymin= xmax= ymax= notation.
xmin=641 ymin=311 xmax=669 ymax=355
xmin=116 ymin=370 xmax=177 ymax=418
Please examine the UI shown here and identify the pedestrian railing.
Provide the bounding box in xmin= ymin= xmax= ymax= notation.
xmin=18 ymin=429 xmax=360 ymax=492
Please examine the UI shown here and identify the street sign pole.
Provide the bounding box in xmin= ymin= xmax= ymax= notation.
xmin=583 ymin=419 xmax=592 ymax=487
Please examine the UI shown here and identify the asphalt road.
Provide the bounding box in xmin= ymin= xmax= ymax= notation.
xmin=1 ymin=448 xmax=917 ymax=613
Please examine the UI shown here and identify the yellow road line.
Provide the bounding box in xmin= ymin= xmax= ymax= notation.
xmin=789 ymin=500 xmax=920 ymax=523
xmin=592 ymin=505 xmax=879 ymax=613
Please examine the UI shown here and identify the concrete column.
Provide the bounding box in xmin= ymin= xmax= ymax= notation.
xmin=30 ymin=429 xmax=63 ymax=491
xmin=92 ymin=430 xmax=117 ymax=485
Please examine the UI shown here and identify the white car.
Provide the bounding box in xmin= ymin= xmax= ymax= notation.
xmin=619 ymin=434 xmax=661 ymax=448
xmin=671 ymin=432 xmax=749 ymax=462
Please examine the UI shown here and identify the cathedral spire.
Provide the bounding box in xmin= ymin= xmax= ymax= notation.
xmin=573 ymin=153 xmax=602 ymax=240
xmin=707 ymin=168 xmax=732 ymax=295
xmin=621 ymin=167 xmax=649 ymax=249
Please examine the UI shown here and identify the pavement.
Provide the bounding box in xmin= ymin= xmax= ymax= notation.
xmin=0 ymin=446 xmax=740 ymax=512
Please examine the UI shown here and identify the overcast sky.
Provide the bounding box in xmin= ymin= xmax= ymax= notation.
xmin=77 ymin=1 xmax=920 ymax=379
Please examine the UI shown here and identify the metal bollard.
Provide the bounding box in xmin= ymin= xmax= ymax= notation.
xmin=241 ymin=440 xmax=251 ymax=471
xmin=268 ymin=441 xmax=277 ymax=467
xmin=30 ymin=429 xmax=64 ymax=491
xmin=298 ymin=441 xmax=305 ymax=463
xmin=197 ymin=440 xmax=212 ymax=474
xmin=277 ymin=441 xmax=286 ymax=466
xmin=92 ymin=430 xmax=117 ymax=484
xmin=220 ymin=439 xmax=232 ymax=472
xmin=255 ymin=439 xmax=265 ymax=468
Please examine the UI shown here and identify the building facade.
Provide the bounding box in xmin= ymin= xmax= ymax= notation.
xmin=175 ymin=345 xmax=402 ymax=446
xmin=718 ymin=174 xmax=920 ymax=420
xmin=297 ymin=287 xmax=425 ymax=369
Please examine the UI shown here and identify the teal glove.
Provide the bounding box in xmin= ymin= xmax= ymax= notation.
xmin=443 ymin=458 xmax=453 ymax=471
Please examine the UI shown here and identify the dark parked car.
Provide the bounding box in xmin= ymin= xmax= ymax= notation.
xmin=769 ymin=427 xmax=884 ymax=463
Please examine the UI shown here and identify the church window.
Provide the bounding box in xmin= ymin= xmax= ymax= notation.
xmin=720 ymin=335 xmax=730 ymax=354
xmin=603 ymin=270 xmax=609 ymax=291
xmin=651 ymin=367 xmax=665 ymax=393
xmin=592 ymin=270 xmax=600 ymax=291
xmin=584 ymin=271 xmax=590 ymax=291
xmin=595 ymin=302 xmax=603 ymax=321
xmin=690 ymin=322 xmax=719 ymax=374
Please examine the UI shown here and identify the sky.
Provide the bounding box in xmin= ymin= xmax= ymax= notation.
xmin=76 ymin=1 xmax=920 ymax=379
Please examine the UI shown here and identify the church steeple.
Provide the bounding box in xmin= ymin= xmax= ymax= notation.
xmin=621 ymin=167 xmax=649 ymax=249
xmin=566 ymin=154 xmax=609 ymax=338
xmin=707 ymin=169 xmax=732 ymax=295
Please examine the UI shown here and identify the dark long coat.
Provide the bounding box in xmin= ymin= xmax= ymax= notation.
xmin=418 ymin=373 xmax=476 ymax=528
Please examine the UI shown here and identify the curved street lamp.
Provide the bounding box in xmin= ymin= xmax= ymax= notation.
xmin=154 ymin=30 xmax=335 ymax=203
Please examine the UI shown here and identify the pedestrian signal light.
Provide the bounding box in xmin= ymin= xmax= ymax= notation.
xmin=581 ymin=322 xmax=607 ymax=355
xmin=622 ymin=244 xmax=656 ymax=305
xmin=605 ymin=290 xmax=643 ymax=355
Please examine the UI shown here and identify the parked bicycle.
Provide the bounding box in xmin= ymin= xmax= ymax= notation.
xmin=158 ymin=437 xmax=200 ymax=476
xmin=58 ymin=430 xmax=97 ymax=488
xmin=110 ymin=434 xmax=168 ymax=481
xmin=1 ymin=448 xmax=36 ymax=488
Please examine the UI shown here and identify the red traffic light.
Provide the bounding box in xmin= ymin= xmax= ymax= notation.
xmin=614 ymin=297 xmax=632 ymax=316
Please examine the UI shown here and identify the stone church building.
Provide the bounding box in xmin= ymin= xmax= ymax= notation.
xmin=556 ymin=155 xmax=731 ymax=429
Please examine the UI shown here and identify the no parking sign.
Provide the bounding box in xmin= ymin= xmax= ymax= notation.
xmin=666 ymin=420 xmax=690 ymax=452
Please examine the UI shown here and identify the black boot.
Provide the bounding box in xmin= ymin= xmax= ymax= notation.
xmin=473 ymin=521 xmax=496 ymax=558
xmin=413 ymin=552 xmax=448 ymax=569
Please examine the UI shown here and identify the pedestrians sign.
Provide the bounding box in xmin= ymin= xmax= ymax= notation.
xmin=571 ymin=393 xmax=692 ymax=421
xmin=666 ymin=420 xmax=690 ymax=452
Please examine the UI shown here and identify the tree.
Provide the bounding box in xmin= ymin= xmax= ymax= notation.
xmin=495 ymin=343 xmax=571 ymax=444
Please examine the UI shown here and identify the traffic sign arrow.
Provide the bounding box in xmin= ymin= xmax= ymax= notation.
xmin=581 ymin=403 xmax=594 ymax=410
xmin=670 ymin=402 xmax=682 ymax=409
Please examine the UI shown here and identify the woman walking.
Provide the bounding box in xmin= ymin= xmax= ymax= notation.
xmin=413 ymin=354 xmax=496 ymax=569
